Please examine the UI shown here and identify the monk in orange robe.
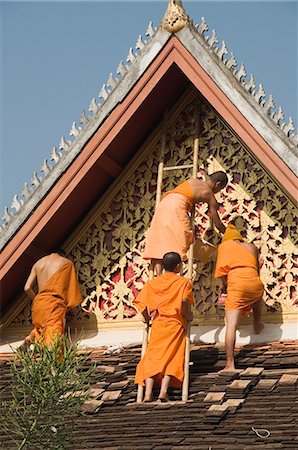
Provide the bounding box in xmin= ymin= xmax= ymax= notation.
xmin=134 ymin=252 xmax=194 ymax=402
xmin=20 ymin=249 xmax=82 ymax=349
xmin=143 ymin=171 xmax=228 ymax=275
xmin=215 ymin=224 xmax=264 ymax=372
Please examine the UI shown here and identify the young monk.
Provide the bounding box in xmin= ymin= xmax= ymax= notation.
xmin=215 ymin=224 xmax=264 ymax=373
xmin=20 ymin=249 xmax=82 ymax=349
xmin=134 ymin=252 xmax=194 ymax=402
xmin=143 ymin=171 xmax=228 ymax=275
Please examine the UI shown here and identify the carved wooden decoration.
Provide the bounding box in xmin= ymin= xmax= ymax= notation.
xmin=13 ymin=94 xmax=297 ymax=327
xmin=161 ymin=0 xmax=190 ymax=34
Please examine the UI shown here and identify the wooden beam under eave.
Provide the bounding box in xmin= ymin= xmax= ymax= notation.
xmin=95 ymin=154 xmax=123 ymax=178
xmin=0 ymin=293 xmax=29 ymax=332
xmin=24 ymin=244 xmax=47 ymax=262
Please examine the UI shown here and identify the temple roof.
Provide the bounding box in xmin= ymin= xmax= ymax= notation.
xmin=1 ymin=1 xmax=297 ymax=325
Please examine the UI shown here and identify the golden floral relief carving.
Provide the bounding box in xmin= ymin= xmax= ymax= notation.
xmin=13 ymin=303 xmax=32 ymax=326
xmin=13 ymin=95 xmax=297 ymax=326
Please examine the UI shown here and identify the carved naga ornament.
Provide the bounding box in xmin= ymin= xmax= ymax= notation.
xmin=161 ymin=0 xmax=190 ymax=33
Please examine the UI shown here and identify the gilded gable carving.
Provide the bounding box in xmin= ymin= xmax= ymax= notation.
xmin=13 ymin=94 xmax=298 ymax=327
xmin=68 ymin=95 xmax=297 ymax=324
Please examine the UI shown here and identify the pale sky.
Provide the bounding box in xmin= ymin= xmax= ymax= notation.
xmin=1 ymin=1 xmax=297 ymax=213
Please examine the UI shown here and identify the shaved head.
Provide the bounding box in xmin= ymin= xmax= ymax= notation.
xmin=209 ymin=171 xmax=228 ymax=190
xmin=163 ymin=252 xmax=182 ymax=272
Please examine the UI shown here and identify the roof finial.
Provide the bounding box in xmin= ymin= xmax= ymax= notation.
xmin=161 ymin=0 xmax=190 ymax=33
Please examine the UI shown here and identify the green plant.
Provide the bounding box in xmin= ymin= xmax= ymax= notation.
xmin=0 ymin=336 xmax=95 ymax=449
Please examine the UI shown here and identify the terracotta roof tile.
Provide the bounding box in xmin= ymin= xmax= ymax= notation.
xmin=1 ymin=341 xmax=298 ymax=448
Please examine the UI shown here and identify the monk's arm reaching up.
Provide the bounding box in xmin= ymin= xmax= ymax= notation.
xmin=244 ymin=242 xmax=261 ymax=274
xmin=134 ymin=283 xmax=152 ymax=325
xmin=24 ymin=265 xmax=37 ymax=300
xmin=252 ymin=244 xmax=261 ymax=274
xmin=141 ymin=307 xmax=151 ymax=325
xmin=182 ymin=280 xmax=195 ymax=322
xmin=221 ymin=276 xmax=227 ymax=294
xmin=207 ymin=193 xmax=226 ymax=234
xmin=182 ymin=299 xmax=193 ymax=322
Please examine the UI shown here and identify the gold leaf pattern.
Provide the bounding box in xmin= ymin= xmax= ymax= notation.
xmin=14 ymin=94 xmax=298 ymax=325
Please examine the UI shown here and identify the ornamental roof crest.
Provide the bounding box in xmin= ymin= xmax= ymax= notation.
xmin=161 ymin=0 xmax=190 ymax=33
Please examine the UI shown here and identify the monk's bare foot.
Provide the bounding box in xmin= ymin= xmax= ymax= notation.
xmin=143 ymin=390 xmax=153 ymax=402
xmin=17 ymin=340 xmax=31 ymax=353
xmin=254 ymin=322 xmax=264 ymax=334
xmin=218 ymin=366 xmax=237 ymax=374
xmin=17 ymin=344 xmax=27 ymax=353
xmin=157 ymin=395 xmax=169 ymax=403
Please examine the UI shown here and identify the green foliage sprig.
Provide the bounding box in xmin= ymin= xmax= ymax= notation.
xmin=0 ymin=336 xmax=95 ymax=449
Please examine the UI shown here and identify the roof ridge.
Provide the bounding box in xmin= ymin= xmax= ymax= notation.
xmin=192 ymin=17 xmax=297 ymax=146
xmin=0 ymin=21 xmax=158 ymax=240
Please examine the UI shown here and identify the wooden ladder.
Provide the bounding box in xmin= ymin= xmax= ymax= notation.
xmin=137 ymin=108 xmax=200 ymax=403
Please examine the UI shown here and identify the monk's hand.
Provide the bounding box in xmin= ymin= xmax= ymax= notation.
xmin=150 ymin=309 xmax=158 ymax=320
xmin=141 ymin=309 xmax=150 ymax=326
xmin=141 ymin=317 xmax=150 ymax=330
xmin=259 ymin=257 xmax=264 ymax=268
xmin=24 ymin=335 xmax=33 ymax=345
xmin=187 ymin=311 xmax=193 ymax=322
xmin=218 ymin=293 xmax=227 ymax=306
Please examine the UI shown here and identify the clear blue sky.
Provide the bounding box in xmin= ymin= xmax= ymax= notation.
xmin=0 ymin=1 xmax=297 ymax=213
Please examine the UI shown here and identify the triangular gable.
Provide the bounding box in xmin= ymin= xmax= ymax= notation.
xmin=1 ymin=3 xmax=297 ymax=326
xmin=3 ymin=89 xmax=297 ymax=336
xmin=1 ymin=12 xmax=297 ymax=249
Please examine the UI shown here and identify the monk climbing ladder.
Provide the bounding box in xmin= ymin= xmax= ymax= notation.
xmin=136 ymin=107 xmax=226 ymax=402
xmin=143 ymin=172 xmax=228 ymax=276
xmin=134 ymin=252 xmax=194 ymax=402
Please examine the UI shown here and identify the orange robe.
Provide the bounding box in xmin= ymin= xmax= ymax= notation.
xmin=215 ymin=240 xmax=264 ymax=312
xmin=30 ymin=262 xmax=82 ymax=346
xmin=134 ymin=272 xmax=194 ymax=387
xmin=143 ymin=181 xmax=195 ymax=261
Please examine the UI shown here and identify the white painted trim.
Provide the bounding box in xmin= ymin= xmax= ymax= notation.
xmin=177 ymin=27 xmax=297 ymax=174
xmin=1 ymin=323 xmax=297 ymax=353
xmin=0 ymin=28 xmax=171 ymax=248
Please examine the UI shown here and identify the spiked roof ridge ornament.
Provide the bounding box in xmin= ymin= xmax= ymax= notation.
xmin=161 ymin=0 xmax=190 ymax=33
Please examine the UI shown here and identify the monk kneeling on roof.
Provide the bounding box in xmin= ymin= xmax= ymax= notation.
xmin=143 ymin=171 xmax=228 ymax=276
xmin=215 ymin=224 xmax=264 ymax=373
xmin=20 ymin=249 xmax=82 ymax=349
xmin=134 ymin=252 xmax=194 ymax=402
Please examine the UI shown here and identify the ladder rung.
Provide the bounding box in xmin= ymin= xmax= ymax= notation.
xmin=163 ymin=164 xmax=194 ymax=172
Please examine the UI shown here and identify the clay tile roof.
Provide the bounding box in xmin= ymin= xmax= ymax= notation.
xmin=1 ymin=341 xmax=298 ymax=449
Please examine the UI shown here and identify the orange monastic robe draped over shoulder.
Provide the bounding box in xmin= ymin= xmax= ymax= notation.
xmin=134 ymin=272 xmax=194 ymax=387
xmin=30 ymin=262 xmax=82 ymax=346
xmin=215 ymin=240 xmax=264 ymax=312
xmin=143 ymin=181 xmax=195 ymax=261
